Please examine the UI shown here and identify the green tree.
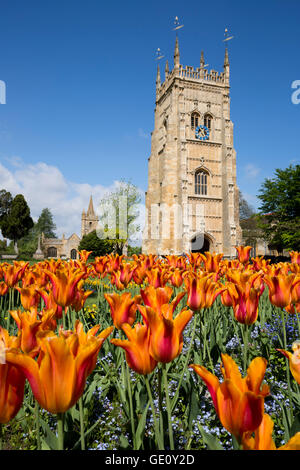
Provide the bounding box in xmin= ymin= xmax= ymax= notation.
xmin=98 ymin=180 xmax=142 ymax=254
xmin=0 ymin=189 xmax=13 ymax=224
xmin=36 ymin=208 xmax=57 ymax=238
xmin=0 ymin=194 xmax=34 ymax=245
xmin=239 ymin=190 xmax=255 ymax=220
xmin=257 ymin=164 xmax=300 ymax=251
xmin=78 ymin=230 xmax=112 ymax=257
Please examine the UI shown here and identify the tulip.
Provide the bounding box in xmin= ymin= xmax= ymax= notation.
xmin=145 ymin=267 xmax=170 ymax=288
xmin=2 ymin=262 xmax=28 ymax=288
xmin=44 ymin=268 xmax=86 ymax=308
xmin=36 ymin=288 xmax=63 ymax=319
xmin=138 ymin=304 xmax=193 ymax=363
xmin=235 ymin=246 xmax=252 ymax=264
xmin=264 ymin=274 xmax=300 ymax=308
xmin=78 ymin=250 xmax=92 ymax=263
xmin=189 ymin=354 xmax=269 ymax=443
xmin=223 ymin=272 xmax=264 ymax=325
xmin=140 ymin=285 xmax=185 ymax=316
xmin=199 ymin=252 xmax=224 ymax=273
xmin=184 ymin=274 xmax=225 ymax=311
xmin=169 ymin=268 xmax=186 ymax=288
xmin=6 ymin=322 xmax=113 ymax=414
xmin=290 ymin=251 xmax=300 ymax=265
xmin=104 ymin=292 xmax=141 ymax=329
xmin=92 ymin=256 xmax=108 ymax=278
xmin=278 ymin=341 xmax=300 ymax=384
xmin=0 ymin=282 xmax=8 ymax=296
xmin=111 ymin=322 xmax=158 ymax=375
xmin=111 ymin=263 xmax=134 ymax=290
xmin=15 ymin=286 xmax=41 ymax=311
xmin=0 ymin=327 xmax=26 ymax=424
xmin=9 ymin=308 xmax=57 ymax=355
xmin=242 ymin=413 xmax=300 ymax=450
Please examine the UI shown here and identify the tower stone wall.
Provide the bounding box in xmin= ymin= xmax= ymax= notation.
xmin=142 ymin=39 xmax=242 ymax=257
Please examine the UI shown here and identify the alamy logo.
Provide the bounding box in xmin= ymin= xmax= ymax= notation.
xmin=0 ymin=80 xmax=6 ymax=104
xmin=291 ymin=80 xmax=300 ymax=104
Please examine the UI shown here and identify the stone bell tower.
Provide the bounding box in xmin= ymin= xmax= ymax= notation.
xmin=142 ymin=37 xmax=242 ymax=257
xmin=81 ymin=195 xmax=99 ymax=238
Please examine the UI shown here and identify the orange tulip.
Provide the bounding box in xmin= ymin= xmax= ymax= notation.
xmin=2 ymin=262 xmax=28 ymax=288
xmin=264 ymin=274 xmax=300 ymax=308
xmin=0 ymin=327 xmax=26 ymax=424
xmin=290 ymin=251 xmax=300 ymax=265
xmin=15 ymin=286 xmax=41 ymax=310
xmin=72 ymin=288 xmax=94 ymax=312
xmin=92 ymin=256 xmax=108 ymax=278
xmin=78 ymin=250 xmax=92 ymax=263
xmin=111 ymin=322 xmax=158 ymax=375
xmin=199 ymin=252 xmax=224 ymax=273
xmin=235 ymin=246 xmax=252 ymax=264
xmin=145 ymin=267 xmax=170 ymax=288
xmin=9 ymin=308 xmax=57 ymax=355
xmin=6 ymin=322 xmax=113 ymax=414
xmin=44 ymin=268 xmax=86 ymax=308
xmin=242 ymin=413 xmax=300 ymax=450
xmin=104 ymin=292 xmax=141 ymax=329
xmin=189 ymin=354 xmax=269 ymax=443
xmin=278 ymin=341 xmax=300 ymax=384
xmin=111 ymin=263 xmax=134 ymax=290
xmin=184 ymin=274 xmax=225 ymax=311
xmin=138 ymin=304 xmax=193 ymax=363
xmin=169 ymin=268 xmax=186 ymax=288
xmin=0 ymin=282 xmax=8 ymax=296
xmin=223 ymin=272 xmax=264 ymax=325
xmin=140 ymin=285 xmax=185 ymax=316
xmin=36 ymin=288 xmax=63 ymax=319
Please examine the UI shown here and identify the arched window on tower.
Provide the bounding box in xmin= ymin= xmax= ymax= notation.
xmin=204 ymin=113 xmax=212 ymax=130
xmin=191 ymin=112 xmax=200 ymax=130
xmin=195 ymin=169 xmax=208 ymax=195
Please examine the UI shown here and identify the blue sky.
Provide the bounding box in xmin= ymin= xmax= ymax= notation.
xmin=0 ymin=0 xmax=299 ymax=237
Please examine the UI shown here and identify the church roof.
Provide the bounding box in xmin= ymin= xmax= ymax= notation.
xmin=87 ymin=195 xmax=96 ymax=217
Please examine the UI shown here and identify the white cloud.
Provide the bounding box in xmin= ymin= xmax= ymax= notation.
xmin=0 ymin=158 xmax=145 ymax=243
xmin=244 ymin=163 xmax=261 ymax=179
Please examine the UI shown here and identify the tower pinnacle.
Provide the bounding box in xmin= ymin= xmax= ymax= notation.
xmin=174 ymin=35 xmax=180 ymax=69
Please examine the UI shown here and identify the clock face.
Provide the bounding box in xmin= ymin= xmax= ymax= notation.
xmin=195 ymin=125 xmax=210 ymax=141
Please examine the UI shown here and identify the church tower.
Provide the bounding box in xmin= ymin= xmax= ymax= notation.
xmin=81 ymin=196 xmax=99 ymax=238
xmin=142 ymin=38 xmax=242 ymax=257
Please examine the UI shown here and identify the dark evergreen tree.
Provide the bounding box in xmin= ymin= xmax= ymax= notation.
xmin=1 ymin=194 xmax=34 ymax=244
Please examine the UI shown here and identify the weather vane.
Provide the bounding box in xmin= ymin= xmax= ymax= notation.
xmin=173 ymin=16 xmax=184 ymax=31
xmin=155 ymin=48 xmax=165 ymax=60
xmin=223 ymin=27 xmax=234 ymax=44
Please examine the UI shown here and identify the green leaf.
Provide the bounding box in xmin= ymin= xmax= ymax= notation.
xmin=197 ymin=423 xmax=224 ymax=450
xmin=135 ymin=402 xmax=150 ymax=450
xmin=38 ymin=415 xmax=58 ymax=450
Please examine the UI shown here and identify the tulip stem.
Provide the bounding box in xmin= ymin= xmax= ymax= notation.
xmin=144 ymin=375 xmax=164 ymax=450
xmin=242 ymin=325 xmax=249 ymax=374
xmin=34 ymin=399 xmax=41 ymax=450
xmin=0 ymin=423 xmax=2 ymax=450
xmin=162 ymin=363 xmax=174 ymax=450
xmin=79 ymin=397 xmax=85 ymax=450
xmin=157 ymin=366 xmax=164 ymax=446
xmin=126 ymin=361 xmax=136 ymax=450
xmin=281 ymin=309 xmax=294 ymax=428
xmin=171 ymin=313 xmax=197 ymax=413
xmin=57 ymin=413 xmax=64 ymax=450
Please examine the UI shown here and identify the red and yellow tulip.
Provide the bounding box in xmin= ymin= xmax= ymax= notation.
xmin=111 ymin=322 xmax=157 ymax=375
xmin=6 ymin=322 xmax=113 ymax=414
xmin=190 ymin=354 xmax=269 ymax=443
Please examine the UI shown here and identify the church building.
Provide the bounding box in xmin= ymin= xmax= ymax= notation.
xmin=40 ymin=196 xmax=99 ymax=259
xmin=142 ymin=37 xmax=242 ymax=257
